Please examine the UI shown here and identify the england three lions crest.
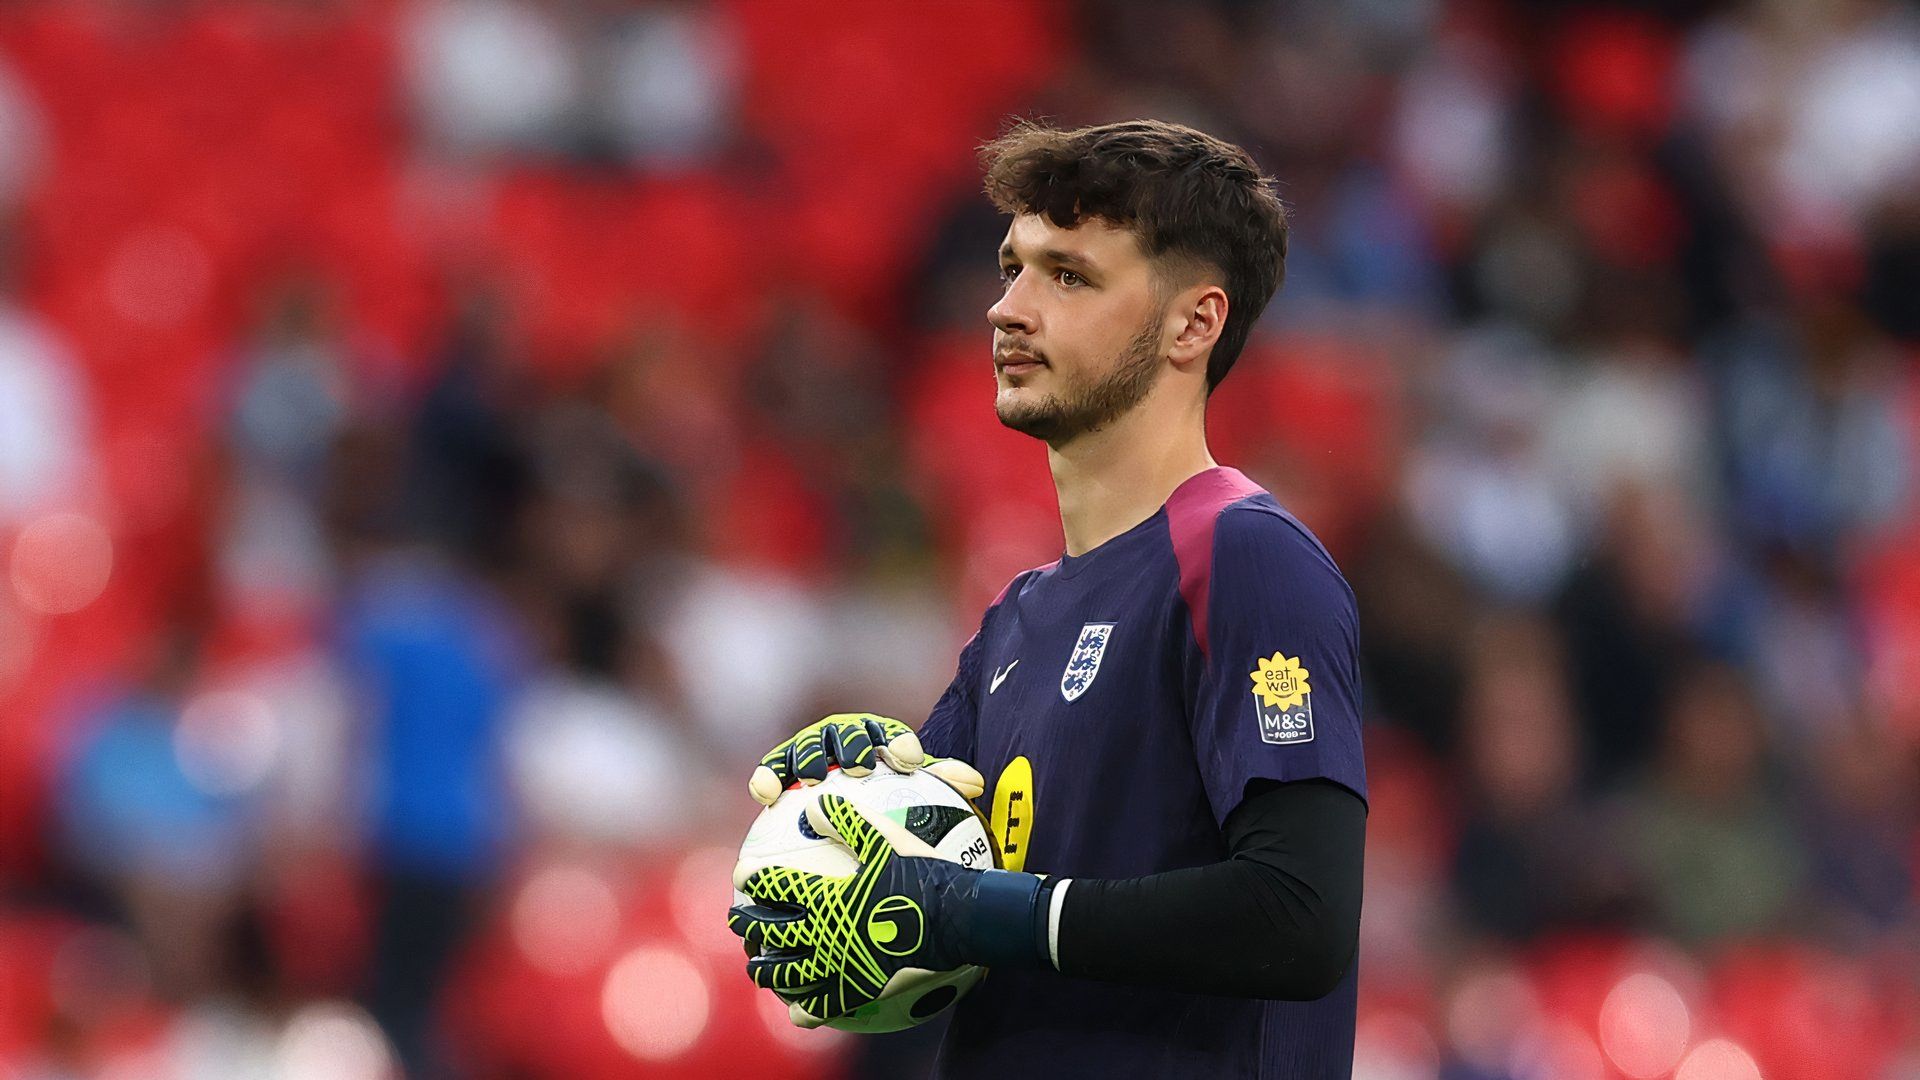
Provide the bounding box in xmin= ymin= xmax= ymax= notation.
xmin=1060 ymin=622 xmax=1115 ymax=702
xmin=1250 ymin=652 xmax=1314 ymax=745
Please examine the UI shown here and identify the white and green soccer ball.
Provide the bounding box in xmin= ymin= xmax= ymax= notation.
xmin=733 ymin=760 xmax=998 ymax=1032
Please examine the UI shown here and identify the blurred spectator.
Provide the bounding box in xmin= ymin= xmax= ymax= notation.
xmin=656 ymin=559 xmax=832 ymax=770
xmin=506 ymin=667 xmax=693 ymax=850
xmin=596 ymin=1 xmax=740 ymax=168
xmin=405 ymin=0 xmax=739 ymax=168
xmin=55 ymin=624 xmax=250 ymax=1002
xmin=336 ymin=550 xmax=528 ymax=1077
xmin=1353 ymin=515 xmax=1472 ymax=755
xmin=1449 ymin=614 xmax=1632 ymax=942
xmin=1743 ymin=545 xmax=1874 ymax=747
xmin=1405 ymin=327 xmax=1579 ymax=603
xmin=1799 ymin=718 xmax=1918 ymax=942
xmin=1555 ymin=484 xmax=1738 ymax=785
xmin=1862 ymin=185 xmax=1920 ymax=342
xmin=1390 ymin=28 xmax=1516 ymax=222
xmin=220 ymin=277 xmax=365 ymax=627
xmin=1617 ymin=661 xmax=1808 ymax=946
xmin=1685 ymin=0 xmax=1920 ymax=246
xmin=405 ymin=0 xmax=579 ymax=159
xmin=505 ymin=394 xmax=703 ymax=850
xmin=1545 ymin=281 xmax=1710 ymax=524
xmin=229 ymin=278 xmax=358 ymax=493
xmin=402 ymin=284 xmax=535 ymax=574
xmin=1710 ymin=298 xmax=1911 ymax=556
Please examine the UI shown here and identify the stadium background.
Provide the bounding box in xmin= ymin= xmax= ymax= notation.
xmin=0 ymin=0 xmax=1917 ymax=1077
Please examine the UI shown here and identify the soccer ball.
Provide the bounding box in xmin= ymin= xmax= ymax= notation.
xmin=733 ymin=761 xmax=998 ymax=1032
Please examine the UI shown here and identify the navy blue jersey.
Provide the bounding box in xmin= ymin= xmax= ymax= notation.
xmin=920 ymin=466 xmax=1365 ymax=1079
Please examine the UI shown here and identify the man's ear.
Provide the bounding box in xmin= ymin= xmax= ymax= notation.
xmin=1167 ymin=285 xmax=1228 ymax=374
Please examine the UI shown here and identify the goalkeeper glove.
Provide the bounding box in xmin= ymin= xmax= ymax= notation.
xmin=729 ymin=791 xmax=1051 ymax=1026
xmin=748 ymin=713 xmax=985 ymax=807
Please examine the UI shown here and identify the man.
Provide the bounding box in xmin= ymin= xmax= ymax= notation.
xmin=729 ymin=119 xmax=1366 ymax=1079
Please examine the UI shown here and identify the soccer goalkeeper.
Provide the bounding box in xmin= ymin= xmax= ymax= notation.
xmin=729 ymin=120 xmax=1366 ymax=1079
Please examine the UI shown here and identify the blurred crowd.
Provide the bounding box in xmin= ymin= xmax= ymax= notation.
xmin=0 ymin=0 xmax=1917 ymax=1078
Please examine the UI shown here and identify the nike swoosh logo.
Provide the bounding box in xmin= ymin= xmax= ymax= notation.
xmin=990 ymin=660 xmax=1019 ymax=694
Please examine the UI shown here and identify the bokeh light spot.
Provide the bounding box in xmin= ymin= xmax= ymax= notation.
xmin=174 ymin=691 xmax=281 ymax=796
xmin=1447 ymin=964 xmax=1540 ymax=1069
xmin=1354 ymin=1010 xmax=1440 ymax=1079
xmin=1675 ymin=1037 xmax=1763 ymax=1080
xmin=602 ymin=945 xmax=710 ymax=1061
xmin=512 ymin=863 xmax=621 ymax=977
xmin=1512 ymin=1018 xmax=1607 ymax=1080
xmin=274 ymin=1001 xmax=395 ymax=1080
xmin=1599 ymin=971 xmax=1692 ymax=1079
xmin=10 ymin=511 xmax=112 ymax=615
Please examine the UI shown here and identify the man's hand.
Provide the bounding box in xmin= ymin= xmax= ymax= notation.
xmin=748 ymin=713 xmax=985 ymax=807
xmin=730 ymin=793 xmax=974 ymax=1026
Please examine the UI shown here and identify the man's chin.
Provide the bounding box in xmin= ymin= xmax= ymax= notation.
xmin=995 ymin=396 xmax=1070 ymax=441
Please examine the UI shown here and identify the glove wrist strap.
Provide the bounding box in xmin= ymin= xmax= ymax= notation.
xmin=967 ymin=869 xmax=1048 ymax=968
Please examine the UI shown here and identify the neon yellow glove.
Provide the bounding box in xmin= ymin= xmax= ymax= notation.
xmin=730 ymin=792 xmax=1049 ymax=1026
xmin=747 ymin=713 xmax=985 ymax=807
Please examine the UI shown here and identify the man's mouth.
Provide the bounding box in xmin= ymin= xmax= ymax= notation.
xmin=996 ymin=352 xmax=1046 ymax=376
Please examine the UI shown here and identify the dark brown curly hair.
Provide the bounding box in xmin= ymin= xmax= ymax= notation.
xmin=980 ymin=118 xmax=1288 ymax=392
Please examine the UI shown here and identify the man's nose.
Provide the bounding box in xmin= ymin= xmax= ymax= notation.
xmin=988 ymin=279 xmax=1036 ymax=336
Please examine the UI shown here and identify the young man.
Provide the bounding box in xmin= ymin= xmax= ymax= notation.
xmin=729 ymin=119 xmax=1366 ymax=1079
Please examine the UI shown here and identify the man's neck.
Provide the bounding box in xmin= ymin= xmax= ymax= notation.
xmin=1047 ymin=398 xmax=1216 ymax=557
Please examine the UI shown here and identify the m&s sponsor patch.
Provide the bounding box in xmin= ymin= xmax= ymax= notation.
xmin=1249 ymin=652 xmax=1314 ymax=745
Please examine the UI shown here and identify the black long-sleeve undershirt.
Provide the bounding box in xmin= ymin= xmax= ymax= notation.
xmin=1051 ymin=778 xmax=1366 ymax=1001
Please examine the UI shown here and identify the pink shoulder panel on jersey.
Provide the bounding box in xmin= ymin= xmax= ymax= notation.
xmin=1166 ymin=466 xmax=1264 ymax=658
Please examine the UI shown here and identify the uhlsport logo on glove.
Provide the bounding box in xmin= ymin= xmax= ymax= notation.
xmin=868 ymin=895 xmax=926 ymax=956
xmin=1250 ymin=652 xmax=1314 ymax=745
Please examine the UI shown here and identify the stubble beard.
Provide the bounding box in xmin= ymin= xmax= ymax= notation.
xmin=995 ymin=310 xmax=1166 ymax=445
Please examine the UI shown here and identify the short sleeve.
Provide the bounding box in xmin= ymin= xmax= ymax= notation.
xmin=919 ymin=616 xmax=987 ymax=764
xmin=1187 ymin=507 xmax=1366 ymax=826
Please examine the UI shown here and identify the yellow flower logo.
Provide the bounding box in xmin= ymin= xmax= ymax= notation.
xmin=1249 ymin=653 xmax=1311 ymax=711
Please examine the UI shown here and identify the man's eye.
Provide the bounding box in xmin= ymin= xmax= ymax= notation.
xmin=999 ymin=265 xmax=1020 ymax=284
xmin=1058 ymin=270 xmax=1084 ymax=287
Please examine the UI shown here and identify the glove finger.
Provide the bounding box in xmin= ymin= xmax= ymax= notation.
xmin=785 ymin=732 xmax=832 ymax=787
xmin=740 ymin=865 xmax=822 ymax=905
xmin=807 ymin=792 xmax=940 ymax=861
xmin=787 ymin=1000 xmax=831 ymax=1029
xmin=823 ymin=721 xmax=878 ymax=776
xmin=872 ymin=727 xmax=927 ymax=774
xmin=748 ymin=764 xmax=785 ymax=807
xmin=806 ymin=793 xmax=888 ymax=863
xmin=728 ymin=902 xmax=809 ymax=950
xmin=758 ymin=729 xmax=802 ymax=785
xmin=923 ymin=758 xmax=986 ymax=801
xmin=747 ymin=952 xmax=825 ymax=997
xmin=744 ymin=939 xmax=811 ymax=964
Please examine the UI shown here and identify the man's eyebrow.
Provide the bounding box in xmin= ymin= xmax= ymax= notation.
xmin=997 ymin=243 xmax=1099 ymax=269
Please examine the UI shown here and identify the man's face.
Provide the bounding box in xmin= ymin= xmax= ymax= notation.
xmin=989 ymin=214 xmax=1169 ymax=443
